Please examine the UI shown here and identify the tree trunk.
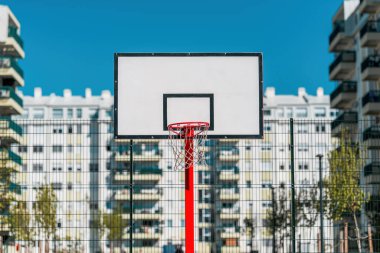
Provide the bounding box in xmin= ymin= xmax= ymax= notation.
xmin=45 ymin=239 xmax=49 ymax=253
xmin=344 ymin=222 xmax=348 ymax=253
xmin=353 ymin=214 xmax=362 ymax=253
xmin=110 ymin=241 xmax=113 ymax=253
xmin=368 ymin=223 xmax=374 ymax=253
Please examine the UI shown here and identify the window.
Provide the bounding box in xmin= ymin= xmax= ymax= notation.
xmin=33 ymin=145 xmax=43 ymax=153
xmin=277 ymin=109 xmax=284 ymax=117
xmin=19 ymin=109 xmax=29 ymax=119
xmin=279 ymin=164 xmax=285 ymax=170
xmin=52 ymin=164 xmax=63 ymax=171
xmin=298 ymin=144 xmax=308 ymax=152
xmin=52 ymin=109 xmax=63 ymax=119
xmin=67 ymin=108 xmax=73 ymax=119
xmin=52 ymin=145 xmax=63 ymax=153
xmin=167 ymin=220 xmax=173 ymax=227
xmin=53 ymin=126 xmax=63 ymax=134
xmin=68 ymin=166 xmax=73 ymax=171
xmin=246 ymin=180 xmax=252 ymax=188
xmin=90 ymin=163 xmax=99 ymax=172
xmin=22 ymin=164 xmax=27 ymax=172
xmin=261 ymin=162 xmax=272 ymax=170
xmin=32 ymin=164 xmax=43 ymax=172
xmin=67 ymin=145 xmax=73 ymax=153
xmin=33 ymin=108 xmax=44 ymax=119
xmin=198 ymin=171 xmax=213 ymax=184
xmin=18 ymin=146 xmax=27 ymax=153
xmin=316 ymin=124 xmax=326 ymax=133
xmin=89 ymin=108 xmax=98 ymax=119
xmin=261 ymin=143 xmax=272 ymax=151
xmin=67 ymin=183 xmax=73 ymax=190
xmin=264 ymin=123 xmax=272 ymax=132
xmin=77 ymin=166 xmax=82 ymax=171
xmin=52 ymin=183 xmax=62 ymax=190
xmin=286 ymin=108 xmax=293 ymax=118
xmin=106 ymin=109 xmax=113 ymax=118
xmin=263 ymin=110 xmax=271 ymax=116
xmin=76 ymin=109 xmax=82 ymax=119
xmin=315 ymin=107 xmax=326 ymax=117
xmin=34 ymin=125 xmax=44 ymax=134
xmin=297 ymin=124 xmax=308 ymax=133
xmin=67 ymin=125 xmax=73 ymax=134
xmin=296 ymin=108 xmax=308 ymax=118
xmin=199 ymin=209 xmax=213 ymax=223
xmin=298 ymin=163 xmax=309 ymax=170
xmin=77 ymin=124 xmax=82 ymax=134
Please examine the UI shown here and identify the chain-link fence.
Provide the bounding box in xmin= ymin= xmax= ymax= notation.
xmin=0 ymin=119 xmax=378 ymax=253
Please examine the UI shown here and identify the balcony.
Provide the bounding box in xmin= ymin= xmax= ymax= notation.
xmin=218 ymin=167 xmax=239 ymax=181
xmin=114 ymin=168 xmax=162 ymax=182
xmin=358 ymin=0 xmax=380 ymax=14
xmin=125 ymin=227 xmax=161 ymax=240
xmin=122 ymin=208 xmax=162 ymax=220
xmin=0 ymin=26 xmax=24 ymax=58
xmin=363 ymin=126 xmax=380 ymax=149
xmin=329 ymin=51 xmax=356 ymax=81
xmin=0 ymin=147 xmax=21 ymax=169
xmin=331 ymin=112 xmax=358 ymax=137
xmin=218 ymin=149 xmax=239 ymax=161
xmin=115 ymin=187 xmax=162 ymax=201
xmin=361 ymin=56 xmax=380 ymax=81
xmin=114 ymin=150 xmax=161 ymax=162
xmin=0 ymin=118 xmax=23 ymax=145
xmin=219 ymin=188 xmax=239 ymax=201
xmin=330 ymin=82 xmax=357 ymax=109
xmin=362 ymin=90 xmax=380 ymax=115
xmin=364 ymin=163 xmax=380 ymax=184
xmin=361 ymin=21 xmax=380 ymax=48
xmin=0 ymin=58 xmax=24 ymax=86
xmin=220 ymin=227 xmax=240 ymax=239
xmin=329 ymin=21 xmax=353 ymax=52
xmin=221 ymin=246 xmax=240 ymax=253
xmin=0 ymin=87 xmax=23 ymax=115
xmin=219 ymin=208 xmax=240 ymax=220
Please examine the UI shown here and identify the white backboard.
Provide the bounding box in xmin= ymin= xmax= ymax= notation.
xmin=114 ymin=53 xmax=263 ymax=139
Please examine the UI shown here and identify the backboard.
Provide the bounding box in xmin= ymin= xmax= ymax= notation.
xmin=114 ymin=53 xmax=263 ymax=139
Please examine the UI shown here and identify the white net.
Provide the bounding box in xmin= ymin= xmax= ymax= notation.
xmin=168 ymin=122 xmax=209 ymax=170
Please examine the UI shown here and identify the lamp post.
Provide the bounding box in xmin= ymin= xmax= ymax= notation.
xmin=316 ymin=154 xmax=325 ymax=253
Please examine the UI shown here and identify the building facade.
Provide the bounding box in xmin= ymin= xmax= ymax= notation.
xmin=0 ymin=4 xmax=24 ymax=247
xmin=329 ymin=0 xmax=380 ymax=251
xmin=17 ymin=86 xmax=334 ymax=253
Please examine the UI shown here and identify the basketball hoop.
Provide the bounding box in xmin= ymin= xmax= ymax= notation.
xmin=168 ymin=122 xmax=209 ymax=170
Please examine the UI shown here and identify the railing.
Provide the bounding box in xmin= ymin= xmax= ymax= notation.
xmin=0 ymin=86 xmax=23 ymax=107
xmin=0 ymin=117 xmax=22 ymax=135
xmin=331 ymin=111 xmax=358 ymax=130
xmin=0 ymin=147 xmax=22 ymax=165
xmin=363 ymin=125 xmax=380 ymax=141
xmin=360 ymin=20 xmax=380 ymax=37
xmin=329 ymin=21 xmax=345 ymax=43
xmin=364 ymin=163 xmax=380 ymax=176
xmin=361 ymin=55 xmax=380 ymax=71
xmin=0 ymin=57 xmax=24 ymax=78
xmin=329 ymin=51 xmax=356 ymax=73
xmin=330 ymin=81 xmax=357 ymax=102
xmin=362 ymin=90 xmax=380 ymax=106
xmin=7 ymin=26 xmax=23 ymax=48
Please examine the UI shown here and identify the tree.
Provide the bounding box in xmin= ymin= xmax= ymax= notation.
xmin=33 ymin=184 xmax=58 ymax=253
xmin=8 ymin=201 xmax=34 ymax=253
xmin=103 ymin=207 xmax=126 ymax=253
xmin=243 ymin=216 xmax=257 ymax=253
xmin=93 ymin=210 xmax=105 ymax=252
xmin=325 ymin=132 xmax=367 ymax=253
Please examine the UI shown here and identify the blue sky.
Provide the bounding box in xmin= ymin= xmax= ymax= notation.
xmin=4 ymin=0 xmax=341 ymax=96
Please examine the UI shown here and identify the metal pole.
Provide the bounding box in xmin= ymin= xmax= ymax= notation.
xmin=271 ymin=186 xmax=276 ymax=253
xmin=290 ymin=118 xmax=296 ymax=253
xmin=185 ymin=128 xmax=195 ymax=253
xmin=317 ymin=154 xmax=325 ymax=253
xmin=129 ymin=140 xmax=133 ymax=253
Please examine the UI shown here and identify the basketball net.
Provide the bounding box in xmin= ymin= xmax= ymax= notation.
xmin=168 ymin=122 xmax=209 ymax=170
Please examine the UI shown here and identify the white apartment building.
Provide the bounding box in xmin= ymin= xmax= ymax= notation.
xmin=329 ymin=0 xmax=380 ymax=251
xmin=16 ymin=86 xmax=334 ymax=253
xmin=15 ymin=88 xmax=113 ymax=252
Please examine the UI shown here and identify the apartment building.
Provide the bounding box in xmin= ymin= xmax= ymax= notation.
xmin=329 ymin=0 xmax=380 ymax=251
xmin=0 ymin=4 xmax=24 ymax=247
xmin=15 ymin=88 xmax=113 ymax=252
xmin=18 ymin=86 xmax=334 ymax=253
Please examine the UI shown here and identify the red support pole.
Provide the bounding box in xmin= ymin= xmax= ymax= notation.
xmin=184 ymin=128 xmax=194 ymax=253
